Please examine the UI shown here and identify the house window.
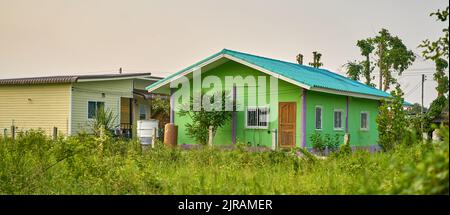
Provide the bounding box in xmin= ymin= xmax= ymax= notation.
xmin=334 ymin=110 xmax=343 ymax=130
xmin=246 ymin=106 xmax=269 ymax=129
xmin=361 ymin=112 xmax=369 ymax=130
xmin=88 ymin=101 xmax=105 ymax=119
xmin=139 ymin=104 xmax=148 ymax=120
xmin=315 ymin=106 xmax=322 ymax=130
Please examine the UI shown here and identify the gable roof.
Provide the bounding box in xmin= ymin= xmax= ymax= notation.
xmin=146 ymin=49 xmax=391 ymax=100
xmin=0 ymin=73 xmax=160 ymax=85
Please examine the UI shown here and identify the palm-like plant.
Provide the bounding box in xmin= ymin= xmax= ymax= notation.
xmin=89 ymin=108 xmax=118 ymax=136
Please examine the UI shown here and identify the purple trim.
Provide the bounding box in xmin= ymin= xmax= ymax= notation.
xmin=180 ymin=144 xmax=271 ymax=152
xmin=170 ymin=88 xmax=175 ymax=123
xmin=346 ymin=96 xmax=349 ymax=133
xmin=302 ymin=89 xmax=307 ymax=148
xmin=232 ymin=85 xmax=237 ymax=144
xmin=301 ymin=145 xmax=381 ymax=156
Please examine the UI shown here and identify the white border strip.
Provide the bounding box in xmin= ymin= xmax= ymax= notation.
xmin=310 ymin=87 xmax=386 ymax=100
xmin=224 ymin=54 xmax=311 ymax=90
xmin=146 ymin=54 xmax=226 ymax=92
xmin=77 ymin=75 xmax=152 ymax=82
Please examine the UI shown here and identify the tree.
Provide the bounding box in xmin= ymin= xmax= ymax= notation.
xmin=407 ymin=103 xmax=428 ymax=115
xmin=178 ymin=91 xmax=232 ymax=145
xmin=419 ymin=6 xmax=449 ymax=97
xmin=345 ymin=29 xmax=414 ymax=90
xmin=150 ymin=97 xmax=170 ymax=134
xmin=345 ymin=39 xmax=375 ymax=85
xmin=372 ymin=29 xmax=416 ymax=91
xmin=357 ymin=39 xmax=375 ymax=86
xmin=309 ymin=51 xmax=323 ymax=68
xmin=418 ymin=6 xmax=450 ymax=133
xmin=345 ymin=61 xmax=363 ymax=80
xmin=376 ymin=85 xmax=408 ymax=151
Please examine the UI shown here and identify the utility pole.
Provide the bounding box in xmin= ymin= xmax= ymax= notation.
xmin=421 ymin=74 xmax=426 ymax=134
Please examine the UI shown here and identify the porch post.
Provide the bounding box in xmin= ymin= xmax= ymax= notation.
xmin=129 ymin=98 xmax=133 ymax=138
xmin=346 ymin=96 xmax=349 ymax=133
xmin=129 ymin=98 xmax=133 ymax=125
xmin=170 ymin=87 xmax=175 ymax=124
xmin=301 ymin=89 xmax=307 ymax=148
xmin=232 ymin=85 xmax=237 ymax=144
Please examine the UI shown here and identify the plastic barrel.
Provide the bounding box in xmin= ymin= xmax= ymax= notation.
xmin=164 ymin=123 xmax=178 ymax=147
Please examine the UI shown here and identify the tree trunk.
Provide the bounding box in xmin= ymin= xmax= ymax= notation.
xmin=364 ymin=55 xmax=371 ymax=85
xmin=383 ymin=75 xmax=389 ymax=91
xmin=378 ymin=43 xmax=383 ymax=90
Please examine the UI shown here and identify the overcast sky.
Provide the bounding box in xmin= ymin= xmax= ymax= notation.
xmin=0 ymin=0 xmax=448 ymax=107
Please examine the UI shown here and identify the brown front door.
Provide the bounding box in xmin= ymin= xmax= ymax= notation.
xmin=278 ymin=102 xmax=296 ymax=148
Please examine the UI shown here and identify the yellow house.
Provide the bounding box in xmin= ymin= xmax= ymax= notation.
xmin=0 ymin=73 xmax=163 ymax=137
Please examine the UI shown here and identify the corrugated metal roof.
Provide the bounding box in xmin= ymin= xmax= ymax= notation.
xmin=0 ymin=73 xmax=155 ymax=85
xmin=0 ymin=76 xmax=79 ymax=85
xmin=146 ymin=49 xmax=391 ymax=98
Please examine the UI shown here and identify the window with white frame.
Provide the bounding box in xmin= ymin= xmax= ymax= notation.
xmin=315 ymin=106 xmax=322 ymax=130
xmin=246 ymin=106 xmax=269 ymax=129
xmin=139 ymin=104 xmax=148 ymax=120
xmin=334 ymin=109 xmax=343 ymax=130
xmin=88 ymin=101 xmax=105 ymax=119
xmin=360 ymin=112 xmax=369 ymax=130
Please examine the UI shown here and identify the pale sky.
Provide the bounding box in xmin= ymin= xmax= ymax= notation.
xmin=0 ymin=0 xmax=448 ymax=107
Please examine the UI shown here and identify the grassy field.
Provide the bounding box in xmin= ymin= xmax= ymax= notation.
xmin=0 ymin=130 xmax=448 ymax=195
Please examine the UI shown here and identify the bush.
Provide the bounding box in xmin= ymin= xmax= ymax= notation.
xmin=0 ymin=129 xmax=448 ymax=194
xmin=88 ymin=108 xmax=118 ymax=136
xmin=377 ymin=85 xmax=407 ymax=151
xmin=178 ymin=91 xmax=232 ymax=145
xmin=310 ymin=131 xmax=326 ymax=154
xmin=391 ymin=125 xmax=449 ymax=194
xmin=310 ymin=132 xmax=342 ymax=154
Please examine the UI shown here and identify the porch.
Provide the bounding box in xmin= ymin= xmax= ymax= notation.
xmin=119 ymin=90 xmax=169 ymax=139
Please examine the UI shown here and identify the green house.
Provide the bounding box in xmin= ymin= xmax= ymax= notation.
xmin=146 ymin=49 xmax=390 ymax=149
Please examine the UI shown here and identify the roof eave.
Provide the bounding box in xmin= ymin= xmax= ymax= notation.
xmin=309 ymin=86 xmax=390 ymax=100
xmin=146 ymin=52 xmax=313 ymax=92
xmin=77 ymin=74 xmax=152 ymax=82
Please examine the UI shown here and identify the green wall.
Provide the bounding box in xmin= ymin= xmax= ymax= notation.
xmin=304 ymin=91 xmax=379 ymax=147
xmin=174 ymin=61 xmax=303 ymax=147
xmin=347 ymin=97 xmax=379 ymax=146
xmin=173 ymin=60 xmax=379 ymax=147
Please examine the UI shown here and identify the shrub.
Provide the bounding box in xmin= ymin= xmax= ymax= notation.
xmin=391 ymin=125 xmax=449 ymax=194
xmin=0 ymin=129 xmax=448 ymax=194
xmin=311 ymin=132 xmax=342 ymax=154
xmin=310 ymin=131 xmax=326 ymax=154
xmin=178 ymin=91 xmax=232 ymax=145
xmin=377 ymin=85 xmax=407 ymax=151
xmin=88 ymin=108 xmax=118 ymax=136
xmin=326 ymin=133 xmax=341 ymax=152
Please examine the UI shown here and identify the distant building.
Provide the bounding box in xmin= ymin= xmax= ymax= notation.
xmin=0 ymin=73 xmax=162 ymax=137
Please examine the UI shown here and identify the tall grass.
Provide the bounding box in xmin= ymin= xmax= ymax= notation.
xmin=0 ymin=129 xmax=448 ymax=194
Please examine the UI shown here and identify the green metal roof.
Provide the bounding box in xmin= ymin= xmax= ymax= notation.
xmin=146 ymin=49 xmax=391 ymax=99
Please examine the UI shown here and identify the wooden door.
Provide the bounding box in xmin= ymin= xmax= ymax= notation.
xmin=278 ymin=102 xmax=296 ymax=148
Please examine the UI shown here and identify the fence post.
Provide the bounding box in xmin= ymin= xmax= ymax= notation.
xmin=53 ymin=127 xmax=58 ymax=140
xmin=151 ymin=128 xmax=157 ymax=149
xmin=3 ymin=128 xmax=7 ymax=139
xmin=208 ymin=126 xmax=213 ymax=147
xmin=11 ymin=126 xmax=15 ymax=140
xmin=344 ymin=133 xmax=350 ymax=145
xmin=271 ymin=129 xmax=277 ymax=150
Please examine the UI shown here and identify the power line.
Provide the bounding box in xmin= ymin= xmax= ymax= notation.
xmin=404 ymin=81 xmax=422 ymax=97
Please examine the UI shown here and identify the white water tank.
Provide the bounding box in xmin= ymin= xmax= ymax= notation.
xmin=137 ymin=119 xmax=159 ymax=145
